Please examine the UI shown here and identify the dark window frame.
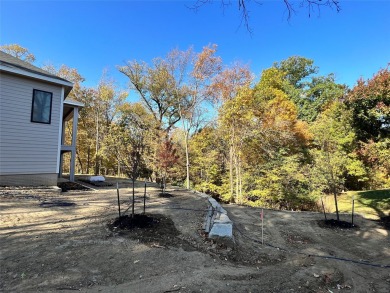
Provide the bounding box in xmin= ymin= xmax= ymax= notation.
xmin=31 ymin=89 xmax=53 ymax=124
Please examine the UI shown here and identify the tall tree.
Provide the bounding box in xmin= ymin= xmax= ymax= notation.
xmin=274 ymin=56 xmax=318 ymax=89
xmin=218 ymin=87 xmax=253 ymax=202
xmin=109 ymin=102 xmax=154 ymax=216
xmin=93 ymin=78 xmax=127 ymax=175
xmin=75 ymin=88 xmax=98 ymax=174
xmin=310 ymin=102 xmax=366 ymax=221
xmin=210 ymin=63 xmax=253 ymax=200
xmin=119 ymin=48 xmax=193 ymax=181
xmin=217 ymin=66 xmax=311 ymax=204
xmin=346 ymin=65 xmax=390 ymax=189
xmin=346 ymin=66 xmax=390 ymax=142
xmin=273 ymin=56 xmax=345 ymax=122
xmin=208 ymin=62 xmax=253 ymax=102
xmin=238 ymin=68 xmax=311 ymax=207
xmin=118 ymin=49 xmax=190 ymax=133
xmin=119 ymin=46 xmax=222 ymax=187
xmin=301 ymin=74 xmax=346 ymax=122
xmin=358 ymin=138 xmax=390 ymax=188
xmin=190 ymin=125 xmax=227 ymax=195
xmin=179 ymin=44 xmax=222 ymax=189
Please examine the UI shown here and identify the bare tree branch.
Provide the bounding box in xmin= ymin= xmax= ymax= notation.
xmin=188 ymin=0 xmax=341 ymax=33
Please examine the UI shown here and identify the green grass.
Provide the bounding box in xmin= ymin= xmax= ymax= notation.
xmin=325 ymin=189 xmax=390 ymax=219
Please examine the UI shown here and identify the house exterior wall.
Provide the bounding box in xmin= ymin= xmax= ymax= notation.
xmin=0 ymin=72 xmax=62 ymax=185
xmin=0 ymin=173 xmax=58 ymax=186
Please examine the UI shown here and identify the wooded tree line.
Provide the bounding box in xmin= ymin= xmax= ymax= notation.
xmin=2 ymin=44 xmax=389 ymax=210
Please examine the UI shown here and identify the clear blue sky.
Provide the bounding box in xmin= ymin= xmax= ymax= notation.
xmin=1 ymin=0 xmax=389 ymax=99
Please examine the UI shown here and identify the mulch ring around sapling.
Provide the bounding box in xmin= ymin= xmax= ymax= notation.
xmin=317 ymin=219 xmax=358 ymax=229
xmin=107 ymin=214 xmax=187 ymax=248
xmin=110 ymin=214 xmax=157 ymax=229
xmin=58 ymin=181 xmax=90 ymax=192
xmin=158 ymin=192 xmax=174 ymax=198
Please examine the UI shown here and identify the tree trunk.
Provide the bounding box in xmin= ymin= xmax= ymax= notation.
xmin=238 ymin=156 xmax=242 ymax=204
xmin=76 ymin=150 xmax=83 ymax=174
xmin=235 ymin=154 xmax=239 ymax=203
xmin=229 ymin=144 xmax=234 ymax=201
xmin=185 ymin=131 xmax=190 ymax=189
xmin=333 ymin=190 xmax=340 ymax=221
xmin=87 ymin=146 xmax=90 ymax=174
xmin=327 ymin=147 xmax=340 ymax=222
xmin=95 ymin=111 xmax=100 ymax=175
xmin=332 ymin=181 xmax=340 ymax=221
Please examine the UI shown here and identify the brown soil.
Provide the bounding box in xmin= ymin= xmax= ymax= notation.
xmin=1 ymin=178 xmax=389 ymax=293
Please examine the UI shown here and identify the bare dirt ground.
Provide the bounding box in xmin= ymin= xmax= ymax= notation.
xmin=1 ymin=179 xmax=389 ymax=293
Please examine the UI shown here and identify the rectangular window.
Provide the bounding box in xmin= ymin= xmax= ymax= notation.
xmin=31 ymin=89 xmax=52 ymax=124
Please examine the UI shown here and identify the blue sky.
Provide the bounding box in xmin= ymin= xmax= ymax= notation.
xmin=1 ymin=0 xmax=389 ymax=99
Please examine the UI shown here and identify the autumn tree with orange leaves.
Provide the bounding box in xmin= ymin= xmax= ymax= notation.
xmin=4 ymin=43 xmax=388 ymax=212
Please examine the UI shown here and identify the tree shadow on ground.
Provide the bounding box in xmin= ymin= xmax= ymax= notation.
xmin=356 ymin=189 xmax=390 ymax=219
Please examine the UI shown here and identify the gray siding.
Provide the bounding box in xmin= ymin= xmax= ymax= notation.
xmin=0 ymin=72 xmax=62 ymax=175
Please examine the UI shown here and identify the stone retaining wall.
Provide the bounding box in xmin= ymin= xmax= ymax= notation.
xmin=195 ymin=191 xmax=234 ymax=247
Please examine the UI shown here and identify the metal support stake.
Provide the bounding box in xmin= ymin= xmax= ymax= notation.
xmin=116 ymin=182 xmax=121 ymax=218
xmin=352 ymin=196 xmax=355 ymax=227
xmin=132 ymin=179 xmax=135 ymax=218
xmin=143 ymin=180 xmax=146 ymax=214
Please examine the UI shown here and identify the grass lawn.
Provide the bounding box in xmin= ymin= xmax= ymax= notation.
xmin=324 ymin=189 xmax=390 ymax=220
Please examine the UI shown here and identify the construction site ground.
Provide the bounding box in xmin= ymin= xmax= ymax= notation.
xmin=1 ymin=179 xmax=389 ymax=293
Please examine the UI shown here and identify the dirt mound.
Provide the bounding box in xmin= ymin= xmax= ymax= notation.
xmin=107 ymin=214 xmax=193 ymax=250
